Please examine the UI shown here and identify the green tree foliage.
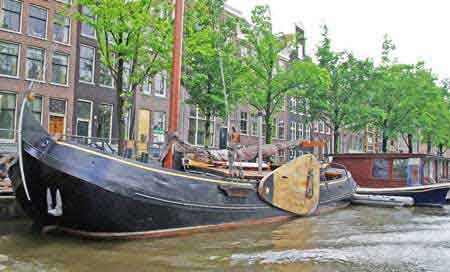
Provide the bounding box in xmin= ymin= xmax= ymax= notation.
xmin=240 ymin=6 xmax=329 ymax=144
xmin=367 ymin=36 xmax=448 ymax=153
xmin=183 ymin=0 xmax=245 ymax=147
xmin=74 ymin=0 xmax=173 ymax=142
xmin=312 ymin=25 xmax=374 ymax=153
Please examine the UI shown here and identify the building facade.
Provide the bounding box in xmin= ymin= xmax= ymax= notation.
xmin=0 ymin=0 xmax=77 ymax=144
xmin=0 ymin=1 xmax=446 ymax=161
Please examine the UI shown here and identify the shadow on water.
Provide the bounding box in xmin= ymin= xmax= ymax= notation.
xmin=0 ymin=206 xmax=450 ymax=271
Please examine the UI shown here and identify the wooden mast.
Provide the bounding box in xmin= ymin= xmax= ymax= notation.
xmin=163 ymin=0 xmax=185 ymax=169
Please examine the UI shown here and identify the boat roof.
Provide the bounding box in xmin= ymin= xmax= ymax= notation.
xmin=331 ymin=153 xmax=449 ymax=160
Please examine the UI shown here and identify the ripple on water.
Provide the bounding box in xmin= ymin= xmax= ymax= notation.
xmin=229 ymin=244 xmax=450 ymax=272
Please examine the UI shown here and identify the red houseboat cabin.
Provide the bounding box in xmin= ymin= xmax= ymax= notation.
xmin=332 ymin=153 xmax=449 ymax=188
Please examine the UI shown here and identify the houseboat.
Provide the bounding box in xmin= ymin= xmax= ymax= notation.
xmin=332 ymin=153 xmax=450 ymax=206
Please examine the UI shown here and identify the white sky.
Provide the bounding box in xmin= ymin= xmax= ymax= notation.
xmin=226 ymin=0 xmax=450 ymax=80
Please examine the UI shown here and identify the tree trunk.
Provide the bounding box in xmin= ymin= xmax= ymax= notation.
xmin=264 ymin=113 xmax=272 ymax=144
xmin=204 ymin=110 xmax=211 ymax=148
xmin=381 ymin=120 xmax=388 ymax=153
xmin=333 ymin=126 xmax=339 ymax=154
xmin=116 ymin=58 xmax=125 ymax=154
xmin=438 ymin=144 xmax=444 ymax=156
xmin=427 ymin=137 xmax=432 ymax=154
xmin=382 ymin=131 xmax=388 ymax=153
xmin=128 ymin=89 xmax=137 ymax=141
xmin=407 ymin=133 xmax=413 ymax=153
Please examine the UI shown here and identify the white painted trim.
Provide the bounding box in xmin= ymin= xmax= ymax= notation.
xmin=25 ymin=46 xmax=46 ymax=82
xmin=52 ymin=13 xmax=71 ymax=45
xmin=79 ymin=44 xmax=95 ymax=84
xmin=17 ymin=97 xmax=31 ymax=200
xmin=0 ymin=40 xmax=20 ymax=78
xmin=51 ymin=51 xmax=70 ymax=86
xmin=48 ymin=98 xmax=67 ymax=134
xmin=75 ymin=99 xmax=93 ymax=137
xmin=27 ymin=4 xmax=48 ymax=40
xmin=0 ymin=0 xmax=23 ymax=33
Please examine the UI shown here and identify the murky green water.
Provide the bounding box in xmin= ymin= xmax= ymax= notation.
xmin=0 ymin=206 xmax=450 ymax=271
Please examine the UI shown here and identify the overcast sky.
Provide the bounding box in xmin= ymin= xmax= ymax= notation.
xmin=226 ymin=0 xmax=449 ymax=80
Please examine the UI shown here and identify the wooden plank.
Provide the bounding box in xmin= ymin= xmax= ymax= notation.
xmin=258 ymin=154 xmax=320 ymax=215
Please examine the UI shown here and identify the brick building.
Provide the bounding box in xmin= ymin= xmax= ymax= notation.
xmin=0 ymin=1 xmax=446 ymax=161
xmin=0 ymin=0 xmax=77 ymax=143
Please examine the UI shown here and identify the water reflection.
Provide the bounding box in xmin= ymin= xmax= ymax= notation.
xmin=0 ymin=206 xmax=449 ymax=271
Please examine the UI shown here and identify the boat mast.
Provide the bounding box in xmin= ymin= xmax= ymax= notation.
xmin=163 ymin=0 xmax=185 ymax=169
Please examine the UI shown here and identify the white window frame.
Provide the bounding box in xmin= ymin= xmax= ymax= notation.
xmin=277 ymin=119 xmax=284 ymax=139
xmin=76 ymin=99 xmax=93 ymax=138
xmin=141 ymin=76 xmax=151 ymax=95
xmin=98 ymin=103 xmax=113 ymax=141
xmin=319 ymin=120 xmax=325 ymax=134
xmin=79 ymin=44 xmax=95 ymax=84
xmin=188 ymin=106 xmax=215 ymax=146
xmin=80 ymin=6 xmax=96 ymax=39
xmin=0 ymin=0 xmax=22 ymax=34
xmin=289 ymin=97 xmax=297 ymax=113
xmin=154 ymin=71 xmax=167 ymax=97
xmin=240 ymin=111 xmax=248 ymax=135
xmin=27 ymin=4 xmax=48 ymax=40
xmin=152 ymin=111 xmax=167 ymax=144
xmin=298 ymin=122 xmax=304 ymax=139
xmin=0 ymin=40 xmax=20 ymax=78
xmin=306 ymin=124 xmax=311 ymax=140
xmin=289 ymin=121 xmax=297 ymax=141
xmin=250 ymin=113 xmax=258 ymax=136
xmin=51 ymin=51 xmax=70 ymax=87
xmin=31 ymin=94 xmax=43 ymax=124
xmin=48 ymin=98 xmax=67 ymax=135
xmin=98 ymin=60 xmax=114 ymax=89
xmin=25 ymin=46 xmax=46 ymax=82
xmin=52 ymin=13 xmax=71 ymax=45
xmin=0 ymin=91 xmax=17 ymax=143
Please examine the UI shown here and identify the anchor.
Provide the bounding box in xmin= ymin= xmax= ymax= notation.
xmin=47 ymin=188 xmax=63 ymax=216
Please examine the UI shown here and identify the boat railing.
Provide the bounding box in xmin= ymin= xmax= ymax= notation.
xmin=59 ymin=134 xmax=164 ymax=163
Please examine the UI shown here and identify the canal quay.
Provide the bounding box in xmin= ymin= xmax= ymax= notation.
xmin=0 ymin=206 xmax=449 ymax=272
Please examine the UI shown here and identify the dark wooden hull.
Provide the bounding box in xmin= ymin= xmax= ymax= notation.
xmin=10 ymin=101 xmax=356 ymax=238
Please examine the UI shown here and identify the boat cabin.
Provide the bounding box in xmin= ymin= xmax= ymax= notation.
xmin=332 ymin=153 xmax=450 ymax=188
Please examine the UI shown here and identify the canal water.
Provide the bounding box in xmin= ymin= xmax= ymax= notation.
xmin=0 ymin=205 xmax=450 ymax=271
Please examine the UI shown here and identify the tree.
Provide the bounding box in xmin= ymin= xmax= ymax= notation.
xmin=312 ymin=25 xmax=374 ymax=153
xmin=240 ymin=6 xmax=329 ymax=144
xmin=367 ymin=36 xmax=443 ymax=152
xmin=418 ymin=82 xmax=450 ymax=155
xmin=74 ymin=0 xmax=173 ymax=144
xmin=182 ymin=0 xmax=245 ymax=147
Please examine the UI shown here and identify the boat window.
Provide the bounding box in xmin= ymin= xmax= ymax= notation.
xmin=372 ymin=159 xmax=389 ymax=179
xmin=393 ymin=159 xmax=408 ymax=179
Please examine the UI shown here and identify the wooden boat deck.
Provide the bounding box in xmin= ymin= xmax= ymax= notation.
xmin=185 ymin=159 xmax=271 ymax=180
